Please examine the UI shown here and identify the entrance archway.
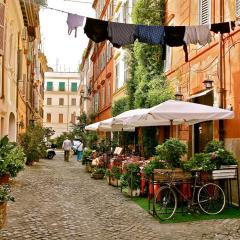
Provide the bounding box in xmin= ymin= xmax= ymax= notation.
xmin=9 ymin=112 xmax=16 ymax=141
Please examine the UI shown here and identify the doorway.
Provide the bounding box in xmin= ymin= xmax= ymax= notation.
xmin=193 ymin=91 xmax=214 ymax=153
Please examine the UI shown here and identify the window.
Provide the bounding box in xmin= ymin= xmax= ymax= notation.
xmin=115 ymin=62 xmax=120 ymax=91
xmin=164 ymin=45 xmax=172 ymax=72
xmin=47 ymin=113 xmax=51 ymax=123
xmin=124 ymin=55 xmax=129 ymax=83
xmin=59 ymin=82 xmax=65 ymax=91
xmin=71 ymin=112 xmax=76 ymax=124
xmin=59 ymin=98 xmax=64 ymax=106
xmin=71 ymin=82 xmax=77 ymax=92
xmin=107 ymin=80 xmax=111 ymax=105
xmin=102 ymin=85 xmax=106 ymax=107
xmin=46 ymin=82 xmax=53 ymax=91
xmin=107 ymin=42 xmax=112 ymax=62
xmin=237 ymin=0 xmax=240 ymax=17
xmin=47 ymin=98 xmax=52 ymax=105
xmin=123 ymin=2 xmax=130 ymax=23
xmin=59 ymin=114 xmax=63 ymax=123
xmin=199 ymin=0 xmax=211 ymax=25
xmin=71 ymin=98 xmax=76 ymax=106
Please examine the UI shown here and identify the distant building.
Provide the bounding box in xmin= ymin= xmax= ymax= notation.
xmin=43 ymin=72 xmax=81 ymax=138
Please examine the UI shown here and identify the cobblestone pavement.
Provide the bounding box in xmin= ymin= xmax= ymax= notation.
xmin=0 ymin=152 xmax=240 ymax=240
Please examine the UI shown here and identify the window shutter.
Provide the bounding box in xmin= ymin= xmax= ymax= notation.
xmin=47 ymin=82 xmax=53 ymax=91
xmin=237 ymin=0 xmax=240 ymax=17
xmin=200 ymin=0 xmax=210 ymax=25
xmin=71 ymin=82 xmax=77 ymax=92
xmin=59 ymin=82 xmax=65 ymax=91
xmin=0 ymin=1 xmax=5 ymax=56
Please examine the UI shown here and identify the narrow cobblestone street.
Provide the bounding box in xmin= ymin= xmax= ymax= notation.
xmin=0 ymin=152 xmax=239 ymax=240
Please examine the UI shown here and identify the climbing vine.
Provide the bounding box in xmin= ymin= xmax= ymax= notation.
xmin=129 ymin=0 xmax=174 ymax=108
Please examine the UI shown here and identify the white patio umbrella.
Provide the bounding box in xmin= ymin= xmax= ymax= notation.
xmin=110 ymin=100 xmax=234 ymax=137
xmin=85 ymin=118 xmax=135 ymax=132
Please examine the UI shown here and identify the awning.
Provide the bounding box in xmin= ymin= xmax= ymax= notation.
xmin=187 ymin=89 xmax=213 ymax=100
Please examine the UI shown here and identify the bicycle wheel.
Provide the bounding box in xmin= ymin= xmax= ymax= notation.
xmin=154 ymin=186 xmax=177 ymax=220
xmin=198 ymin=183 xmax=225 ymax=215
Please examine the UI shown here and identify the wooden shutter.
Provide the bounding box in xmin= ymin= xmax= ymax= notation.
xmin=71 ymin=82 xmax=77 ymax=92
xmin=0 ymin=1 xmax=5 ymax=56
xmin=237 ymin=0 xmax=240 ymax=17
xmin=59 ymin=114 xmax=63 ymax=123
xmin=200 ymin=0 xmax=210 ymax=25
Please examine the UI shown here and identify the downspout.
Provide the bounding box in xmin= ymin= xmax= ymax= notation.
xmin=219 ymin=0 xmax=224 ymax=141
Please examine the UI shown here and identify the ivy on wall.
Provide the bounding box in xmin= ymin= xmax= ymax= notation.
xmin=128 ymin=0 xmax=174 ymax=109
xmin=112 ymin=97 xmax=130 ymax=117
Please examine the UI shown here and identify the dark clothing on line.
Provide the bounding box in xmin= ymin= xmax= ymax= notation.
xmin=210 ymin=21 xmax=235 ymax=34
xmin=164 ymin=26 xmax=188 ymax=62
xmin=135 ymin=25 xmax=165 ymax=45
xmin=84 ymin=18 xmax=109 ymax=43
xmin=108 ymin=22 xmax=136 ymax=48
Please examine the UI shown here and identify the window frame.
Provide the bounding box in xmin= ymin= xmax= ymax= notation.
xmin=46 ymin=82 xmax=53 ymax=91
xmin=59 ymin=113 xmax=63 ymax=123
xmin=199 ymin=0 xmax=211 ymax=25
xmin=47 ymin=97 xmax=52 ymax=105
xmin=59 ymin=98 xmax=64 ymax=106
xmin=46 ymin=113 xmax=51 ymax=123
xmin=58 ymin=82 xmax=65 ymax=91
xmin=71 ymin=82 xmax=77 ymax=92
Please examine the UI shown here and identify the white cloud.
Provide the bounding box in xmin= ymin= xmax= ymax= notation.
xmin=40 ymin=0 xmax=94 ymax=72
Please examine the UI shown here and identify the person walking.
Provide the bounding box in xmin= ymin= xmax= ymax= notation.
xmin=62 ymin=137 xmax=72 ymax=162
xmin=76 ymin=139 xmax=83 ymax=161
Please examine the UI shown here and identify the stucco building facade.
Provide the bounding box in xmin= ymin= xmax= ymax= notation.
xmin=43 ymin=72 xmax=81 ymax=138
xmin=0 ymin=0 xmax=47 ymax=141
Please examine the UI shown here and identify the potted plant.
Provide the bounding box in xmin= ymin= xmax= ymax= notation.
xmin=82 ymin=148 xmax=92 ymax=165
xmin=110 ymin=166 xmax=122 ymax=187
xmin=19 ymin=125 xmax=47 ymax=165
xmin=0 ymin=185 xmax=14 ymax=229
xmin=155 ymin=138 xmax=187 ymax=169
xmin=182 ymin=140 xmax=238 ymax=180
xmin=91 ymin=167 xmax=106 ymax=179
xmin=120 ymin=163 xmax=141 ymax=197
xmin=0 ymin=136 xmax=25 ymax=183
xmin=105 ymin=169 xmax=112 ymax=184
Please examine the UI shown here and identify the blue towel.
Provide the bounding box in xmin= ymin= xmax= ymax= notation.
xmin=136 ymin=25 xmax=165 ymax=45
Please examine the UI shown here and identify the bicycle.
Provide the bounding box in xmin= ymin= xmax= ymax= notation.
xmin=153 ymin=171 xmax=226 ymax=220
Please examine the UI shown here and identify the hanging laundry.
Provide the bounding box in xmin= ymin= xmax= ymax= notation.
xmin=67 ymin=13 xmax=85 ymax=37
xmin=108 ymin=22 xmax=136 ymax=48
xmin=184 ymin=25 xmax=211 ymax=45
xmin=210 ymin=21 xmax=235 ymax=34
xmin=135 ymin=25 xmax=165 ymax=45
xmin=164 ymin=26 xmax=188 ymax=62
xmin=84 ymin=18 xmax=109 ymax=43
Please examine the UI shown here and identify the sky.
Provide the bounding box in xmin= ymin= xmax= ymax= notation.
xmin=40 ymin=0 xmax=95 ymax=72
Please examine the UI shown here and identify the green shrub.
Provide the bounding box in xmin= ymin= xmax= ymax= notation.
xmin=120 ymin=163 xmax=141 ymax=190
xmin=0 ymin=185 xmax=14 ymax=202
xmin=155 ymin=138 xmax=187 ymax=169
xmin=0 ymin=136 xmax=25 ymax=177
xmin=143 ymin=159 xmax=166 ymax=179
xmin=111 ymin=166 xmax=121 ymax=180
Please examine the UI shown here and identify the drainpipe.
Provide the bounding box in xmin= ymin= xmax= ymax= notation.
xmin=219 ymin=0 xmax=224 ymax=141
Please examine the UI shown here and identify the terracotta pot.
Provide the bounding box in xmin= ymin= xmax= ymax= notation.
xmin=0 ymin=202 xmax=7 ymax=229
xmin=0 ymin=175 xmax=10 ymax=185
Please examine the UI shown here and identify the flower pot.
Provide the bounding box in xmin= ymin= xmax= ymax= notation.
xmin=110 ymin=177 xmax=121 ymax=187
xmin=127 ymin=187 xmax=140 ymax=197
xmin=0 ymin=175 xmax=10 ymax=185
xmin=0 ymin=202 xmax=7 ymax=229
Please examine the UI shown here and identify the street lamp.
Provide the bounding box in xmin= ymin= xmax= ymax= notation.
xmin=203 ymin=77 xmax=214 ymax=89
xmin=175 ymin=91 xmax=183 ymax=101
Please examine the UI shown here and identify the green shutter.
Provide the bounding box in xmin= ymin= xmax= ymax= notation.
xmin=46 ymin=82 xmax=53 ymax=91
xmin=59 ymin=82 xmax=65 ymax=91
xmin=71 ymin=83 xmax=77 ymax=92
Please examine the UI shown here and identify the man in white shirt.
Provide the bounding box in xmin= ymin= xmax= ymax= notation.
xmin=62 ymin=137 xmax=72 ymax=161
